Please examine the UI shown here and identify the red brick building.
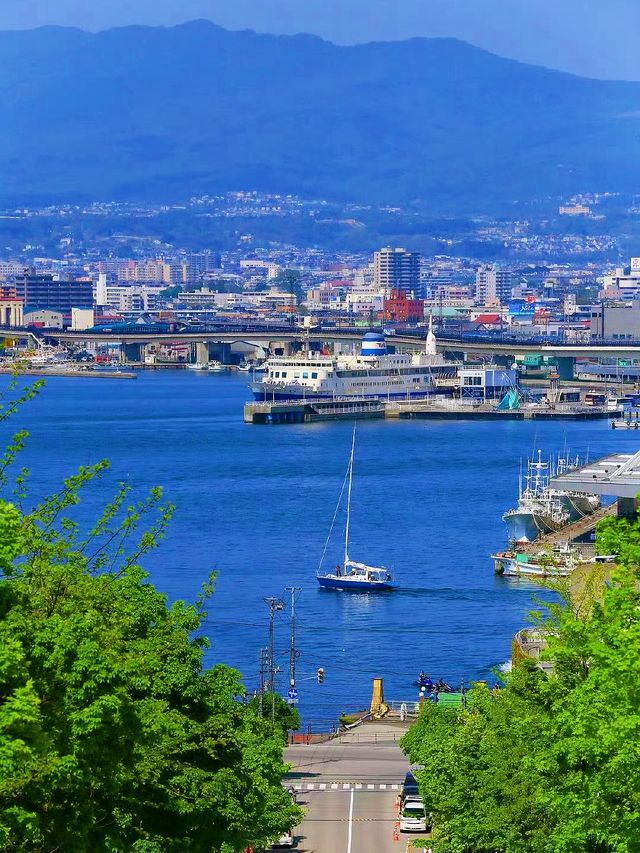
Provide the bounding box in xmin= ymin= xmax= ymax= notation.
xmin=383 ymin=289 xmax=424 ymax=324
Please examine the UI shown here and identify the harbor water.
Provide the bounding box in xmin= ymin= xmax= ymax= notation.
xmin=3 ymin=371 xmax=637 ymax=728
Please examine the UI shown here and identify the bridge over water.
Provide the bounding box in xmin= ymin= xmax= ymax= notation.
xmin=1 ymin=325 xmax=639 ymax=377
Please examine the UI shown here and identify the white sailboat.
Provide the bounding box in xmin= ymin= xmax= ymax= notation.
xmin=316 ymin=427 xmax=395 ymax=592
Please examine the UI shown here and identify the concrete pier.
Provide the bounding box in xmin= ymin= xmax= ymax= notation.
xmin=244 ymin=397 xmax=385 ymax=424
xmin=245 ymin=397 xmax=615 ymax=425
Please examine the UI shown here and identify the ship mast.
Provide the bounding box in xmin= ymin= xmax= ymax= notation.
xmin=344 ymin=425 xmax=356 ymax=566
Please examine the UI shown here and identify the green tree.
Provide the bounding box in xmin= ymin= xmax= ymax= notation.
xmin=0 ymin=378 xmax=301 ymax=852
xmin=247 ymin=692 xmax=300 ymax=744
xmin=402 ymin=508 xmax=640 ymax=853
xmin=160 ymin=284 xmax=182 ymax=299
xmin=273 ymin=269 xmax=304 ymax=304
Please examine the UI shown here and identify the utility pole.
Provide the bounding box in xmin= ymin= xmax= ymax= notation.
xmin=285 ymin=587 xmax=301 ymax=693
xmin=258 ymin=647 xmax=269 ymax=718
xmin=264 ymin=596 xmax=284 ymax=698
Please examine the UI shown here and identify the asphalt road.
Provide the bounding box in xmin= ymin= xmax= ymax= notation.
xmin=284 ymin=723 xmax=427 ymax=853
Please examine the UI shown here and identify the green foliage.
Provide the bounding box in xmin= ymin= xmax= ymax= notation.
xmin=273 ymin=269 xmax=303 ymax=304
xmin=402 ymin=508 xmax=640 ymax=853
xmin=0 ymin=378 xmax=301 ymax=851
xmin=247 ymin=692 xmax=300 ymax=743
xmin=160 ymin=284 xmax=182 ymax=299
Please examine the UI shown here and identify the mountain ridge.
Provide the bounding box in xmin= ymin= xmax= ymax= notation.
xmin=1 ymin=20 xmax=639 ymax=211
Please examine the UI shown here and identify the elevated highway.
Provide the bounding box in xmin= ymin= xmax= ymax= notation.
xmin=2 ymin=324 xmax=640 ymax=374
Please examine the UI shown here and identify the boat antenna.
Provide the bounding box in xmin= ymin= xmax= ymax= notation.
xmin=344 ymin=424 xmax=356 ymax=567
xmin=518 ymin=456 xmax=523 ymax=499
xmin=317 ymin=438 xmax=351 ymax=573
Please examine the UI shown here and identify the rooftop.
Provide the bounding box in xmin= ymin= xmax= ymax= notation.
xmin=550 ymin=450 xmax=640 ymax=498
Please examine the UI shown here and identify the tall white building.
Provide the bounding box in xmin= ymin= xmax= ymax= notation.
xmin=373 ymin=248 xmax=420 ymax=296
xmin=600 ymin=259 xmax=640 ymax=298
xmin=475 ymin=265 xmax=513 ymax=305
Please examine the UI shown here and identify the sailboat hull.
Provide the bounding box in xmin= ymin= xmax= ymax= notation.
xmin=317 ymin=575 xmax=394 ymax=592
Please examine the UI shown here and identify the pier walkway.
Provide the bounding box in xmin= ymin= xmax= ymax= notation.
xmin=519 ymin=503 xmax=617 ymax=555
xmin=245 ymin=397 xmax=613 ymax=425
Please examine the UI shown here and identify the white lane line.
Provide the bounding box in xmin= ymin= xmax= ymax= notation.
xmin=331 ymin=783 xmax=338 ymax=790
xmin=319 ymin=783 xmax=326 ymax=790
xmin=294 ymin=784 xmax=302 ymax=791
xmin=391 ymin=784 xmax=399 ymax=791
xmin=342 ymin=783 xmax=350 ymax=790
xmin=380 ymin=784 xmax=387 ymax=790
xmin=367 ymin=784 xmax=374 ymax=790
xmin=355 ymin=783 xmax=362 ymax=790
xmin=346 ymin=787 xmax=354 ymax=853
xmin=307 ymin=783 xmax=315 ymax=790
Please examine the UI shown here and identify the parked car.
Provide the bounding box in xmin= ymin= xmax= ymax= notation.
xmin=255 ymin=828 xmax=295 ymax=851
xmin=401 ymin=770 xmax=420 ymax=802
xmin=399 ymin=797 xmax=428 ymax=833
xmin=270 ymin=829 xmax=294 ymax=848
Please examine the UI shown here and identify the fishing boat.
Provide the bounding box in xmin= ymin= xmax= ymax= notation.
xmin=317 ymin=428 xmax=394 ymax=592
xmin=492 ymin=543 xmax=580 ymax=578
xmin=503 ymin=451 xmax=600 ymax=543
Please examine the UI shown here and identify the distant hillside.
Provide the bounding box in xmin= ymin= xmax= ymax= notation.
xmin=1 ymin=20 xmax=639 ymax=211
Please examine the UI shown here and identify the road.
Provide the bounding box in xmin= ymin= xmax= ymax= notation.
xmin=284 ymin=723 xmax=427 ymax=853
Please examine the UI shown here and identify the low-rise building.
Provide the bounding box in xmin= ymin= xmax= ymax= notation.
xmin=383 ymin=289 xmax=424 ymax=324
xmin=95 ymin=282 xmax=165 ymax=313
xmin=0 ymin=297 xmax=24 ymax=327
xmin=24 ymin=309 xmax=64 ymax=329
xmin=71 ymin=307 xmax=95 ymax=331
xmin=590 ymin=302 xmax=640 ymax=340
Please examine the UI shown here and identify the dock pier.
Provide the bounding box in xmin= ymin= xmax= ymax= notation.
xmin=244 ymin=397 xmax=385 ymax=425
xmin=245 ymin=397 xmax=615 ymax=425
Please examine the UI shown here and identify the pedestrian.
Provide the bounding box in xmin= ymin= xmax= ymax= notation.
xmin=335 ymin=564 xmax=341 ymax=576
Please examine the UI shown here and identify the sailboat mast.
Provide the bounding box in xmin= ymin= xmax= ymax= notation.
xmin=344 ymin=426 xmax=356 ymax=566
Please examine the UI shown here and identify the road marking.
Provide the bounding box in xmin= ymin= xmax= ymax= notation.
xmin=346 ymin=787 xmax=354 ymax=853
xmin=297 ymin=781 xmax=403 ymax=791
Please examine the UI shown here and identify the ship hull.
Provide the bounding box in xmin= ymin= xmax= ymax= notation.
xmin=493 ymin=556 xmax=571 ymax=578
xmin=317 ymin=575 xmax=394 ymax=592
xmin=503 ymin=511 xmax=562 ymax=543
xmin=556 ymin=493 xmax=600 ymax=522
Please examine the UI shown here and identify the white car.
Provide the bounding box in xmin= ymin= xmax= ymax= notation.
xmin=399 ymin=797 xmax=428 ymax=833
xmin=271 ymin=829 xmax=294 ymax=848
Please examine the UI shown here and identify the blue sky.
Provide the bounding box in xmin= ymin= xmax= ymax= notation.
xmin=2 ymin=0 xmax=639 ymax=80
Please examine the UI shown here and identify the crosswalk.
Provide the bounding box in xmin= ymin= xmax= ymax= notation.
xmin=290 ymin=782 xmax=400 ymax=792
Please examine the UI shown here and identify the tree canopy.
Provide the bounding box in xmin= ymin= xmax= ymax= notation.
xmin=0 ymin=377 xmax=301 ymax=852
xmin=402 ymin=509 xmax=640 ymax=853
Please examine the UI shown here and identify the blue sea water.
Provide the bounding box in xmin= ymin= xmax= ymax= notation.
xmin=2 ymin=371 xmax=637 ymax=727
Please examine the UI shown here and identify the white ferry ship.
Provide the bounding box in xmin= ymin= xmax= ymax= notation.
xmin=252 ymin=322 xmax=457 ymax=401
